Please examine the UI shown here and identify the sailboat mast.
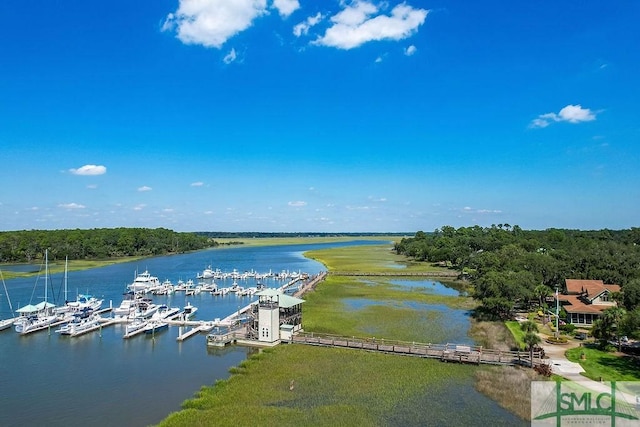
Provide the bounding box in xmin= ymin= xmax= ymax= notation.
xmin=44 ymin=249 xmax=48 ymax=304
xmin=1 ymin=270 xmax=13 ymax=313
xmin=64 ymin=256 xmax=68 ymax=302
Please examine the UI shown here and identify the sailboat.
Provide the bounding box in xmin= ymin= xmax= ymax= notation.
xmin=0 ymin=269 xmax=16 ymax=331
xmin=13 ymin=249 xmax=61 ymax=334
xmin=55 ymin=257 xmax=103 ymax=318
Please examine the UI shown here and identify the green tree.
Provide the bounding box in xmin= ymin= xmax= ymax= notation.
xmin=592 ymin=306 xmax=627 ymax=350
xmin=523 ymin=331 xmax=542 ymax=368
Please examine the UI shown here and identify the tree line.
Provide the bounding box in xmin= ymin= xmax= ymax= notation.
xmin=0 ymin=228 xmax=217 ymax=263
xmin=394 ymin=225 xmax=640 ymax=323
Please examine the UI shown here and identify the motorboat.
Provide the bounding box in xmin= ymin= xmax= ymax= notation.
xmin=182 ymin=302 xmax=198 ymax=320
xmin=143 ymin=320 xmax=169 ymax=334
xmin=127 ymin=270 xmax=161 ymax=294
xmin=57 ymin=312 xmax=101 ymax=336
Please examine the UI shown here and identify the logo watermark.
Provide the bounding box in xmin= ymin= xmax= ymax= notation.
xmin=531 ymin=381 xmax=640 ymax=426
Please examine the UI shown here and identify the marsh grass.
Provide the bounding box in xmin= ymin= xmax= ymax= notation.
xmin=475 ymin=366 xmax=543 ymax=420
xmin=305 ymin=244 xmax=448 ymax=274
xmin=469 ymin=320 xmax=517 ymax=351
xmin=160 ymin=345 xmax=479 ymax=427
xmin=302 ymin=276 xmax=476 ymax=341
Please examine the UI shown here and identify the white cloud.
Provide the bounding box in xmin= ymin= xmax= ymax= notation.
xmin=190 ymin=181 xmax=204 ymax=187
xmin=223 ymin=48 xmax=237 ymax=64
xmin=163 ymin=0 xmax=268 ymax=49
xmin=59 ymin=203 xmax=86 ymax=209
xmin=69 ymin=164 xmax=106 ymax=176
xmin=138 ymin=186 xmax=152 ymax=192
xmin=375 ymin=56 xmax=383 ymax=63
xmin=86 ymin=184 xmax=98 ymax=189
xmin=273 ymin=0 xmax=300 ymax=18
xmin=313 ymin=1 xmax=428 ymax=49
xmin=530 ymin=104 xmax=597 ymax=128
xmin=293 ymin=12 xmax=323 ymax=37
xmin=133 ymin=204 xmax=146 ymax=211
xmin=404 ymin=44 xmax=417 ymax=56
xmin=288 ymin=201 xmax=307 ymax=207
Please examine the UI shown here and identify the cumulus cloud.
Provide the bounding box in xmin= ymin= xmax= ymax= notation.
xmin=404 ymin=44 xmax=417 ymax=56
xmin=293 ymin=12 xmax=323 ymax=37
xmin=162 ymin=0 xmax=268 ymax=49
xmin=288 ymin=201 xmax=307 ymax=207
xmin=530 ymin=104 xmax=597 ymax=128
xmin=273 ymin=0 xmax=300 ymax=18
xmin=190 ymin=181 xmax=204 ymax=187
xmin=223 ymin=48 xmax=237 ymax=64
xmin=59 ymin=203 xmax=86 ymax=209
xmin=133 ymin=204 xmax=146 ymax=211
xmin=313 ymin=1 xmax=428 ymax=49
xmin=138 ymin=186 xmax=152 ymax=192
xmin=69 ymin=164 xmax=106 ymax=176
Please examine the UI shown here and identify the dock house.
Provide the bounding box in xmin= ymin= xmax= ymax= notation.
xmin=254 ymin=288 xmax=304 ymax=344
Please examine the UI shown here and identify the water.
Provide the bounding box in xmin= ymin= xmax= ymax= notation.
xmin=0 ymin=241 xmax=523 ymax=426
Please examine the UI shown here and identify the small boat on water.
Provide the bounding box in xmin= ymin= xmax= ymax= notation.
xmin=143 ymin=320 xmax=169 ymax=334
xmin=124 ymin=317 xmax=147 ymax=336
xmin=182 ymin=302 xmax=198 ymax=320
xmin=197 ymin=266 xmax=216 ymax=280
xmin=57 ymin=312 xmax=101 ymax=336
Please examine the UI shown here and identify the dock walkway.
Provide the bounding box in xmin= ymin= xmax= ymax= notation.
xmin=291 ymin=332 xmax=543 ymax=367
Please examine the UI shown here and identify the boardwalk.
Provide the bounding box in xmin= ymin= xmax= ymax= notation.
xmin=291 ymin=332 xmax=543 ymax=367
xmin=328 ymin=271 xmax=460 ymax=277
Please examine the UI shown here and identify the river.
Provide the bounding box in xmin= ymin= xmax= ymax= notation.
xmin=0 ymin=242 xmax=524 ymax=426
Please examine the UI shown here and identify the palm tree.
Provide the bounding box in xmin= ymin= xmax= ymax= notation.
xmin=520 ymin=320 xmax=538 ymax=334
xmin=523 ymin=331 xmax=542 ymax=368
xmin=533 ymin=285 xmax=551 ymax=309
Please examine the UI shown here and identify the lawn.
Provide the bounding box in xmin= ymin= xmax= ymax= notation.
xmin=566 ymin=345 xmax=640 ymax=381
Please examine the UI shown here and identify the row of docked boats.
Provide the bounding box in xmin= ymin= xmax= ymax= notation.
xmin=1 ymin=259 xmax=200 ymax=338
xmin=197 ymin=266 xmax=305 ymax=281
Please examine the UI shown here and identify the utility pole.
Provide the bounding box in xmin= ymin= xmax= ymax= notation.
xmin=555 ymin=286 xmax=559 ymax=339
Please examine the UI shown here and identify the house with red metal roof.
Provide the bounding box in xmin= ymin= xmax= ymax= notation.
xmin=558 ymin=279 xmax=621 ymax=326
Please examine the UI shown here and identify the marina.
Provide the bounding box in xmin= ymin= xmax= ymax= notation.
xmin=0 ymin=241 xmax=521 ymax=427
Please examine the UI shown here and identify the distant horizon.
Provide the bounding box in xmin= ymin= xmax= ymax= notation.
xmin=2 ymin=1 xmax=638 ymax=232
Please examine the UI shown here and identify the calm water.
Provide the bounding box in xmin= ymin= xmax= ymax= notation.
xmin=0 ymin=242 xmax=524 ymax=426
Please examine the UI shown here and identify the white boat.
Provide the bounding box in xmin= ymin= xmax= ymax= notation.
xmin=132 ymin=299 xmax=158 ymax=319
xmin=127 ymin=270 xmax=161 ymax=294
xmin=182 ymin=302 xmax=198 ymax=320
xmin=124 ymin=317 xmax=147 ymax=336
xmin=197 ymin=266 xmax=216 ymax=279
xmin=151 ymin=304 xmax=181 ymax=320
xmin=143 ymin=320 xmax=169 ymax=334
xmin=14 ymin=250 xmax=62 ymax=334
xmin=113 ymin=292 xmax=141 ymax=318
xmin=55 ymin=257 xmax=103 ymax=318
xmin=57 ymin=312 xmax=101 ymax=336
xmin=152 ymin=279 xmax=174 ymax=295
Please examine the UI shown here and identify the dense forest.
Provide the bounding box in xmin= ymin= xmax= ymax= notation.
xmin=0 ymin=228 xmax=216 ymax=263
xmin=395 ymin=225 xmax=640 ymax=324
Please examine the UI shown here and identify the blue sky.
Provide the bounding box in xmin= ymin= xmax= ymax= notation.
xmin=1 ymin=1 xmax=638 ymax=233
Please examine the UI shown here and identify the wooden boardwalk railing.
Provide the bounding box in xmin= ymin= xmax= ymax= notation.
xmin=329 ymin=271 xmax=460 ymax=277
xmin=291 ymin=332 xmax=542 ymax=367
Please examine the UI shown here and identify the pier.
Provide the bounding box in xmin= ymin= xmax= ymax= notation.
xmin=290 ymin=332 xmax=543 ymax=367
